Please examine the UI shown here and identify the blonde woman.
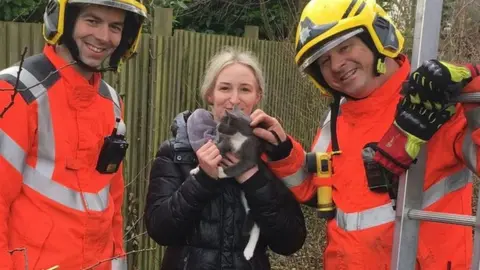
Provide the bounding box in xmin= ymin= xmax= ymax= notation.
xmin=144 ymin=47 xmax=306 ymax=270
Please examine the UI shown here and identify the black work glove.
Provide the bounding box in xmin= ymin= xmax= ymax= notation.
xmin=408 ymin=59 xmax=472 ymax=105
xmin=372 ymin=59 xmax=471 ymax=175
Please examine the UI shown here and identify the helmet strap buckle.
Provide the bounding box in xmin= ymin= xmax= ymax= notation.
xmin=376 ymin=55 xmax=387 ymax=75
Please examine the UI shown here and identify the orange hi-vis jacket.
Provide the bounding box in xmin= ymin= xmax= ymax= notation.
xmin=266 ymin=55 xmax=480 ymax=269
xmin=0 ymin=45 xmax=127 ymax=270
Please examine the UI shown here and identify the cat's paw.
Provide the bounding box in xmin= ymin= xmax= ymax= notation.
xmin=218 ymin=167 xmax=228 ymax=179
xmin=243 ymin=247 xmax=254 ymax=261
xmin=190 ymin=167 xmax=200 ymax=175
xmin=243 ymin=223 xmax=260 ymax=261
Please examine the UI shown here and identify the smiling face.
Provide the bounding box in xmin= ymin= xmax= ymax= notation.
xmin=72 ymin=4 xmax=125 ymax=69
xmin=207 ymin=63 xmax=261 ymax=121
xmin=316 ymin=36 xmax=378 ymax=99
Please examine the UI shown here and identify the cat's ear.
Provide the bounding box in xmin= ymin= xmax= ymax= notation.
xmin=233 ymin=104 xmax=242 ymax=114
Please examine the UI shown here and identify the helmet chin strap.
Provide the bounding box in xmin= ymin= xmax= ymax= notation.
xmin=60 ymin=9 xmax=118 ymax=73
xmin=62 ymin=35 xmax=117 ymax=73
xmin=326 ymin=53 xmax=387 ymax=102
xmin=74 ymin=56 xmax=117 ymax=73
xmin=59 ymin=4 xmax=141 ymax=74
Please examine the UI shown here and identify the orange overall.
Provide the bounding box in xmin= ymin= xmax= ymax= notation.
xmin=0 ymin=45 xmax=126 ymax=269
xmin=267 ymin=56 xmax=478 ymax=269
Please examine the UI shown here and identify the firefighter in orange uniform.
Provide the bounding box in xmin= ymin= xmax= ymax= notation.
xmin=0 ymin=0 xmax=147 ymax=269
xmin=249 ymin=0 xmax=480 ymax=269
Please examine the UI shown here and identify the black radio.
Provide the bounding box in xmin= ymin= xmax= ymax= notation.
xmin=96 ymin=118 xmax=129 ymax=174
xmin=362 ymin=143 xmax=399 ymax=210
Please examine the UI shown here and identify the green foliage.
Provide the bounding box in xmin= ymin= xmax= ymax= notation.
xmin=152 ymin=0 xmax=296 ymax=40
xmin=3 ymin=0 xmax=297 ymax=40
xmin=378 ymin=0 xmax=395 ymax=12
xmin=153 ymin=0 xmax=191 ymax=11
xmin=0 ymin=0 xmax=46 ymax=22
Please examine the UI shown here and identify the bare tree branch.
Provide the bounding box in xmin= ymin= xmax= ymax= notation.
xmin=0 ymin=47 xmax=28 ymax=118
xmin=0 ymin=50 xmax=76 ymax=118
xmin=259 ymin=0 xmax=276 ymax=40
xmin=125 ymin=213 xmax=146 ymax=236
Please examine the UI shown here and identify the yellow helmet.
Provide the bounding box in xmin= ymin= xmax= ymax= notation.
xmin=295 ymin=0 xmax=404 ymax=97
xmin=42 ymin=0 xmax=148 ymax=72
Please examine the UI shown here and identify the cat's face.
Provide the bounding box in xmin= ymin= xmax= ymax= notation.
xmin=208 ymin=63 xmax=261 ymax=121
xmin=217 ymin=108 xmax=253 ymax=136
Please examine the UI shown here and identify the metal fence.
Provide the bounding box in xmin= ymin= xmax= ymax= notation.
xmin=0 ymin=14 xmax=328 ymax=268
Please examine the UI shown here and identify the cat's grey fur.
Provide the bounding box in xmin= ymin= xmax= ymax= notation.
xmin=188 ymin=105 xmax=263 ymax=260
xmin=215 ymin=105 xmax=265 ymax=177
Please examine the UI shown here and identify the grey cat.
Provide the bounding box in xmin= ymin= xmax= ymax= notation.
xmin=215 ymin=106 xmax=265 ymax=177
xmin=189 ymin=105 xmax=264 ymax=260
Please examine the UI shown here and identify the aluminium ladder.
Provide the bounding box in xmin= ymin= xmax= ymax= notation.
xmin=391 ymin=0 xmax=480 ymax=269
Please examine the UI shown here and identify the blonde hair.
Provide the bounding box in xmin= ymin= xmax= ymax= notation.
xmin=200 ymin=47 xmax=265 ymax=105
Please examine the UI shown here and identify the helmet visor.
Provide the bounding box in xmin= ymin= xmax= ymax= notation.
xmin=69 ymin=0 xmax=147 ymax=18
xmin=299 ymin=28 xmax=364 ymax=75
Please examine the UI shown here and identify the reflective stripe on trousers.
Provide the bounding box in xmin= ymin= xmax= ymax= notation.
xmin=0 ymin=64 xmax=122 ymax=212
xmin=280 ymin=100 xmax=478 ymax=231
xmin=464 ymin=108 xmax=480 ymax=173
xmin=336 ymin=167 xmax=473 ymax=231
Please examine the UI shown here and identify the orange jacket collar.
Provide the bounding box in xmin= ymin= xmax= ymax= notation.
xmin=43 ymin=44 xmax=102 ymax=108
xmin=43 ymin=45 xmax=102 ymax=87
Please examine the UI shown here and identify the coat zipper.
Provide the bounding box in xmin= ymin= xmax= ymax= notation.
xmin=183 ymin=252 xmax=190 ymax=270
xmin=219 ymin=191 xmax=224 ymax=269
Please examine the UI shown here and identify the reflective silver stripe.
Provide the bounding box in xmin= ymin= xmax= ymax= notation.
xmin=36 ymin=94 xmax=55 ymax=178
xmin=111 ymin=257 xmax=127 ymax=270
xmin=336 ymin=168 xmax=472 ymax=231
xmin=102 ymin=81 xmax=126 ymax=136
xmin=23 ymin=166 xmax=110 ymax=212
xmin=0 ymin=66 xmax=18 ymax=77
xmin=103 ymin=82 xmax=121 ymax=118
xmin=0 ymin=66 xmax=48 ymax=99
xmin=0 ymin=128 xmax=26 ymax=172
xmin=4 ymin=64 xmax=112 ymax=212
xmin=2 ymin=64 xmax=56 ymax=177
xmin=312 ymin=97 xmax=346 ymax=152
xmin=281 ymin=154 xmax=308 ymax=188
xmin=29 ymin=90 xmax=109 ymax=211
xmin=337 ymin=203 xmax=395 ymax=231
xmin=279 ymin=105 xmax=339 ymax=187
xmin=465 ymin=108 xmax=480 ymax=130
xmin=464 ymin=108 xmax=480 ymax=172
xmin=313 ymin=121 xmax=331 ymax=152
xmin=422 ymin=168 xmax=472 ymax=208
xmin=83 ymin=184 xmax=110 ymax=211
xmin=463 ymin=130 xmax=477 ymax=173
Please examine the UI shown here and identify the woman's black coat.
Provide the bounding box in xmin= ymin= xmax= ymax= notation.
xmin=144 ymin=111 xmax=307 ymax=270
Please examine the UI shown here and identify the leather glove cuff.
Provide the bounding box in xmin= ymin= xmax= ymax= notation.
xmin=265 ymin=137 xmax=293 ymax=161
xmin=373 ymin=124 xmax=423 ymax=175
xmin=466 ymin=63 xmax=480 ymax=78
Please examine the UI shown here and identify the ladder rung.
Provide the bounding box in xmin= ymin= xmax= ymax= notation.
xmin=453 ymin=92 xmax=480 ymax=103
xmin=407 ymin=209 xmax=476 ymax=226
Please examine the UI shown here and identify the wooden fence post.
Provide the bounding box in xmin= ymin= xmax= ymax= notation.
xmin=153 ymin=7 xmax=173 ymax=36
xmin=244 ymin=25 xmax=259 ymax=39
xmin=138 ymin=7 xmax=174 ymax=270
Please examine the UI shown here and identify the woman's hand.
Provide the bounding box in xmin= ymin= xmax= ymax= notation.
xmin=250 ymin=109 xmax=287 ymax=145
xmin=221 ymin=153 xmax=258 ymax=183
xmin=196 ymin=140 xmax=223 ymax=179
